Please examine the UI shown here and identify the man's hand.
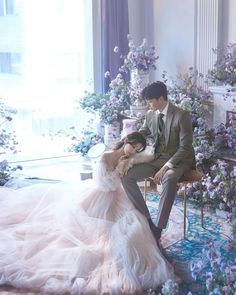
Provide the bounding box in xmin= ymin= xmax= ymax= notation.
xmin=153 ymin=166 xmax=169 ymax=184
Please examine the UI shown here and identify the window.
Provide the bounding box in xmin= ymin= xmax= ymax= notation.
xmin=0 ymin=0 xmax=94 ymax=159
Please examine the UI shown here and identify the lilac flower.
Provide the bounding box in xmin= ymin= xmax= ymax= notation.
xmin=161 ymin=279 xmax=179 ymax=295
xmin=69 ymin=129 xmax=104 ymax=157
xmin=118 ymin=35 xmax=159 ymax=73
xmin=104 ymin=71 xmax=110 ymax=78
xmin=1 ymin=98 xmax=18 ymax=155
xmin=190 ymin=241 xmax=236 ymax=294
xmin=79 ymin=92 xmax=110 ymax=113
xmin=113 ymin=46 xmax=119 ymax=53
xmin=0 ymin=160 xmax=23 ymax=186
xmin=99 ymin=74 xmax=131 ymax=124
xmin=208 ymin=43 xmax=236 ymax=86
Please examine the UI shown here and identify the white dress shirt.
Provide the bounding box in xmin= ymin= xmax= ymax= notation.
xmin=156 ymin=102 xmax=174 ymax=169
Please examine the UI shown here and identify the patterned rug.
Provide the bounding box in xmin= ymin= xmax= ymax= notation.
xmin=146 ymin=192 xmax=235 ymax=294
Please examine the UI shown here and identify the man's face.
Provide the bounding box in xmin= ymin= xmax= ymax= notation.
xmin=146 ymin=97 xmax=164 ymax=111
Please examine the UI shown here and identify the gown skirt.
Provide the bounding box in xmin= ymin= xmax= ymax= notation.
xmin=0 ymin=159 xmax=177 ymax=294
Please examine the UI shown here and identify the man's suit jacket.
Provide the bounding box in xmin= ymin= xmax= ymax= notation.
xmin=139 ymin=102 xmax=195 ymax=168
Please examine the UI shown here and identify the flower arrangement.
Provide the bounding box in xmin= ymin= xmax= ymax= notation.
xmin=78 ymin=91 xmax=109 ymax=113
xmin=162 ymin=68 xmax=213 ymax=129
xmin=146 ymin=280 xmax=179 ymax=295
xmin=99 ymin=73 xmax=131 ymax=124
xmin=118 ymin=35 xmax=159 ymax=73
xmin=0 ymin=160 xmax=22 ymax=186
xmin=0 ymin=97 xmax=21 ymax=186
xmin=163 ymin=68 xmax=236 ymax=211
xmin=190 ymin=240 xmax=236 ymax=294
xmin=202 ymin=159 xmax=236 ymax=211
xmin=0 ymin=97 xmax=18 ymax=155
xmin=207 ymin=43 xmax=236 ymax=87
xmin=179 ymin=119 xmax=236 ymax=208
xmin=159 ymin=280 xmax=179 ymax=295
xmin=68 ymin=126 xmax=104 ymax=157
xmin=213 ymin=121 xmax=236 ymax=155
xmin=78 ymin=35 xmax=157 ymax=125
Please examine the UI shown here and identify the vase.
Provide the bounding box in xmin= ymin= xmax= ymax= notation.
xmin=130 ymin=104 xmax=148 ymax=117
xmin=121 ymin=118 xmax=138 ymax=137
xmin=104 ymin=122 xmax=121 ymax=148
xmin=93 ymin=112 xmax=105 ymax=137
xmin=130 ymin=69 xmax=149 ymax=89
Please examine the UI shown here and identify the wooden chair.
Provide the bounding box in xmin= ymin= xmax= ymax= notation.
xmin=143 ymin=169 xmax=204 ymax=239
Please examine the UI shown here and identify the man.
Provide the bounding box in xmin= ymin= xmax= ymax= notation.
xmin=121 ymin=81 xmax=195 ymax=246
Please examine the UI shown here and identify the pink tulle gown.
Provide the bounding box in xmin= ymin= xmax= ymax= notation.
xmin=0 ymin=155 xmax=177 ymax=294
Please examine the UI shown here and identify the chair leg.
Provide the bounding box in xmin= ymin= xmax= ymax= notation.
xmin=200 ymin=180 xmax=204 ymax=228
xmin=184 ymin=183 xmax=187 ymax=239
xmin=144 ymin=179 xmax=147 ymax=203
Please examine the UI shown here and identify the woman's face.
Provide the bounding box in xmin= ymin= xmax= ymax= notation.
xmin=124 ymin=143 xmax=143 ymax=156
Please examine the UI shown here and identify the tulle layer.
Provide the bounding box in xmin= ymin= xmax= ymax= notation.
xmin=0 ymin=180 xmax=176 ymax=294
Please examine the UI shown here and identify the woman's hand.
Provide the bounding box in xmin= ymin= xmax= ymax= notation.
xmin=116 ymin=157 xmax=134 ymax=176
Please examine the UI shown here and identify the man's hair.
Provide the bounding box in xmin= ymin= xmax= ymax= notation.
xmin=141 ymin=81 xmax=168 ymax=101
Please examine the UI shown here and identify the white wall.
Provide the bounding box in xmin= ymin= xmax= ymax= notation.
xmin=128 ymin=0 xmax=155 ymax=45
xmin=227 ymin=0 xmax=236 ymax=43
xmin=153 ymin=0 xmax=195 ymax=80
xmin=128 ymin=0 xmax=236 ymax=82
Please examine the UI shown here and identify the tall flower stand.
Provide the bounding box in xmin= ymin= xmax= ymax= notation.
xmin=130 ymin=104 xmax=148 ymax=117
xmin=130 ymin=69 xmax=149 ymax=117
xmin=130 ymin=69 xmax=149 ymax=89
xmin=104 ymin=122 xmax=121 ymax=148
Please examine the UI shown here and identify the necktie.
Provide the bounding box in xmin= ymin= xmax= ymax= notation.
xmin=157 ymin=113 xmax=164 ymax=136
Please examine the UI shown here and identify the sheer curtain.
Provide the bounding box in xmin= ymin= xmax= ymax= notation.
xmin=0 ymin=0 xmax=94 ymax=159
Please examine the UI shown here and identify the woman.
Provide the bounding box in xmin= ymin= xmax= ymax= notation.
xmin=0 ymin=132 xmax=177 ymax=294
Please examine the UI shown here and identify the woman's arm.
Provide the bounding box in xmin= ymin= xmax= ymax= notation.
xmin=116 ymin=147 xmax=155 ymax=176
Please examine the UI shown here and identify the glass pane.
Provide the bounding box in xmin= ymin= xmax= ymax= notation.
xmin=0 ymin=0 xmax=94 ymax=160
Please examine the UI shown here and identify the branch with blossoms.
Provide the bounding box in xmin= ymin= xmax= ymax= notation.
xmin=115 ymin=35 xmax=159 ymax=73
xmin=99 ymin=73 xmax=131 ymax=124
xmin=207 ymin=43 xmax=236 ymax=87
xmin=67 ymin=125 xmax=104 ymax=157
xmin=0 ymin=160 xmax=22 ymax=186
xmin=0 ymin=98 xmax=19 ymax=155
xmin=0 ymin=97 xmax=21 ymax=185
xmin=162 ymin=68 xmax=213 ymax=129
